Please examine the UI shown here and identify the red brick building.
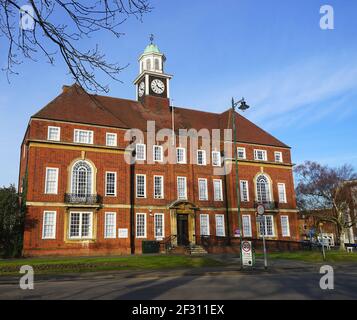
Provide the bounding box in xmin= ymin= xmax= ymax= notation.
xmin=19 ymin=42 xmax=299 ymax=256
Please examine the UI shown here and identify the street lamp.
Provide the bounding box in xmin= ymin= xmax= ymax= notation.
xmin=231 ymin=97 xmax=250 ymax=269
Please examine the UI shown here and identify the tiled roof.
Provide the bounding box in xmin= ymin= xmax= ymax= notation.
xmin=32 ymin=84 xmax=289 ymax=148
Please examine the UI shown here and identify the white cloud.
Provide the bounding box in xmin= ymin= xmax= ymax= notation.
xmin=201 ymin=53 xmax=357 ymax=130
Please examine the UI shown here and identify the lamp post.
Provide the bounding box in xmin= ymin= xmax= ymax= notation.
xmin=231 ymin=97 xmax=250 ymax=269
xmin=319 ymin=222 xmax=326 ymax=261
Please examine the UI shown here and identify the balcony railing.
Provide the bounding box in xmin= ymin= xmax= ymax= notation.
xmin=64 ymin=193 xmax=100 ymax=205
xmin=254 ymin=201 xmax=278 ymax=210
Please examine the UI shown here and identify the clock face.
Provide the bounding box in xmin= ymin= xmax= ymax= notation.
xmin=138 ymin=81 xmax=145 ymax=97
xmin=151 ymin=79 xmax=165 ymax=94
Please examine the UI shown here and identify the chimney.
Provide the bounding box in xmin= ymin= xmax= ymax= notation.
xmin=62 ymin=85 xmax=71 ymax=93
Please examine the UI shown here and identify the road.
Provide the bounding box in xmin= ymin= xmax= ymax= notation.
xmin=0 ymin=263 xmax=357 ymax=299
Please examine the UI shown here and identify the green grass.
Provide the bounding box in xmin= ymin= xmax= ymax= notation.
xmin=256 ymin=250 xmax=357 ymax=263
xmin=0 ymin=255 xmax=223 ymax=276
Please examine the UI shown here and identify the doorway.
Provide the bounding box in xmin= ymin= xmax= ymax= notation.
xmin=177 ymin=214 xmax=189 ymax=246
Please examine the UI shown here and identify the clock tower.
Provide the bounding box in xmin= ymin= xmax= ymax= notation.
xmin=133 ymin=36 xmax=172 ymax=103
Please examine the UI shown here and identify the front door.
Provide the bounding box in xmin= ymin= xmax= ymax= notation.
xmin=177 ymin=214 xmax=189 ymax=246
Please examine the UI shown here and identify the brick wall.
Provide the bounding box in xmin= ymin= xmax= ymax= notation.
xmin=20 ymin=118 xmax=300 ymax=256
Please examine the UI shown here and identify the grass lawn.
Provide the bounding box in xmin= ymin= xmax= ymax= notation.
xmin=0 ymin=255 xmax=224 ymax=276
xmin=257 ymin=250 xmax=357 ymax=263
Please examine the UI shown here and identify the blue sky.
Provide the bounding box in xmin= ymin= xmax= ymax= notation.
xmin=1 ymin=0 xmax=357 ymax=186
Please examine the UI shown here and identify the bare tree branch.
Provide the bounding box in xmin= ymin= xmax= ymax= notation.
xmin=295 ymin=161 xmax=357 ymax=250
xmin=0 ymin=0 xmax=152 ymax=92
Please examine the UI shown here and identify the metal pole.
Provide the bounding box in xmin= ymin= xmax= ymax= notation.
xmin=262 ymin=227 xmax=268 ymax=270
xmin=320 ymin=225 xmax=326 ymax=261
xmin=232 ymin=98 xmax=243 ymax=269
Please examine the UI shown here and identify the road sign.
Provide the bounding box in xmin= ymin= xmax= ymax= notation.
xmin=234 ymin=229 xmax=241 ymax=237
xmin=257 ymin=204 xmax=265 ymax=215
xmin=241 ymin=240 xmax=254 ymax=267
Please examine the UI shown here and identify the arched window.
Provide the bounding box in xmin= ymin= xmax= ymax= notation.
xmin=146 ymin=59 xmax=151 ymax=70
xmin=256 ymin=175 xmax=271 ymax=203
xmin=71 ymin=161 xmax=93 ymax=197
xmin=154 ymin=58 xmax=160 ymax=71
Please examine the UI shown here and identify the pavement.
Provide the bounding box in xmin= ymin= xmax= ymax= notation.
xmin=0 ymin=255 xmax=356 ymax=300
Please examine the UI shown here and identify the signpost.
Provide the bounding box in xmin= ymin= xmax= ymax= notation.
xmin=242 ymin=240 xmax=254 ymax=267
xmin=257 ymin=204 xmax=268 ymax=270
xmin=319 ymin=223 xmax=326 ymax=261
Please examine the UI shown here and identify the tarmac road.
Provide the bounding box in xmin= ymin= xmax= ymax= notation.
xmin=0 ymin=261 xmax=356 ymax=300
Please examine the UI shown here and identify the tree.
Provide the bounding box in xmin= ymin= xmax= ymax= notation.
xmin=0 ymin=0 xmax=151 ymax=92
xmin=0 ymin=184 xmax=24 ymax=257
xmin=295 ymin=161 xmax=357 ymax=251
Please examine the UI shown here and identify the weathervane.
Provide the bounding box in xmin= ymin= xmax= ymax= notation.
xmin=150 ymin=34 xmax=154 ymax=44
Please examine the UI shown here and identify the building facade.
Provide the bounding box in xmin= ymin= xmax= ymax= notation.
xmin=19 ymin=41 xmax=299 ymax=256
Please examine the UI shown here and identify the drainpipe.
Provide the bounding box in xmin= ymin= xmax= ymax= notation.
xmin=223 ymin=152 xmax=231 ymax=244
xmin=130 ymin=148 xmax=136 ymax=255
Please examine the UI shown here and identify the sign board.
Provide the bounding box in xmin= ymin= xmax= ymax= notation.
xmin=257 ymin=204 xmax=265 ymax=215
xmin=256 ymin=215 xmax=265 ymax=223
xmin=118 ymin=228 xmax=128 ymax=238
xmin=241 ymin=240 xmax=254 ymax=267
xmin=234 ymin=229 xmax=241 ymax=237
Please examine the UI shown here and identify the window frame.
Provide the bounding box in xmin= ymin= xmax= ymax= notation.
xmin=135 ymin=143 xmax=146 ymax=161
xmin=154 ymin=213 xmax=165 ymax=239
xmin=177 ymin=176 xmax=187 ymax=200
xmin=136 ymin=213 xmax=147 ymax=238
xmin=198 ymin=178 xmax=208 ymax=201
xmin=197 ymin=149 xmax=207 ymax=166
xmin=274 ymin=151 xmax=283 ymax=163
xmin=105 ymin=171 xmax=117 ymax=197
xmin=278 ymin=183 xmax=287 ymax=203
xmin=176 ymin=147 xmax=186 ymax=164
xmin=213 ymin=179 xmax=223 ymax=201
xmin=215 ymin=214 xmax=225 ymax=237
xmin=256 ymin=174 xmax=271 ymax=203
xmin=47 ymin=126 xmax=61 ymax=141
xmin=68 ymin=211 xmax=93 ymax=240
xmin=254 ymin=149 xmax=267 ymax=161
xmin=104 ymin=212 xmax=117 ymax=239
xmin=240 ymin=180 xmax=249 ymax=202
xmin=73 ymin=129 xmax=94 ymax=144
xmin=70 ymin=160 xmax=93 ymax=196
xmin=259 ymin=215 xmax=275 ymax=237
xmin=45 ymin=167 xmax=59 ymax=194
xmin=136 ymin=174 xmax=147 ymax=198
xmin=280 ymin=215 xmax=290 ymax=237
xmin=200 ymin=214 xmax=210 ymax=236
xmin=153 ymin=175 xmax=164 ymax=199
xmin=42 ymin=211 xmax=57 ymax=239
xmin=153 ymin=145 xmax=164 ymax=162
xmin=242 ymin=215 xmax=252 ymax=237
xmin=237 ymin=147 xmax=246 ymax=159
xmin=212 ymin=151 xmax=221 ymax=167
xmin=106 ymin=132 xmax=117 ymax=147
